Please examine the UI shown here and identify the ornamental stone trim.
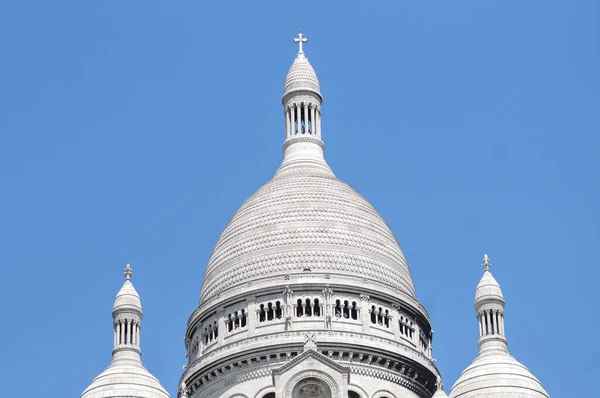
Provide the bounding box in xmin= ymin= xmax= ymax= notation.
xmin=284 ymin=370 xmax=340 ymax=398
xmin=282 ymin=136 xmax=325 ymax=150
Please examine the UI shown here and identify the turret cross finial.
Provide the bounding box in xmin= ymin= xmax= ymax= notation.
xmin=124 ymin=263 xmax=133 ymax=280
xmin=482 ymin=254 xmax=492 ymax=271
xmin=294 ymin=31 xmax=307 ymax=54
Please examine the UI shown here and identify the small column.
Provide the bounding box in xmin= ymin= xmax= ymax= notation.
xmin=428 ymin=330 xmax=434 ymax=358
xmin=310 ymin=105 xmax=316 ymax=134
xmin=119 ymin=320 xmax=124 ymax=344
xmin=316 ymin=108 xmax=321 ymax=137
xmin=137 ymin=323 xmax=140 ymax=347
xmin=247 ymin=298 xmax=256 ymax=336
xmin=413 ymin=323 xmax=420 ymax=346
xmin=292 ymin=105 xmax=297 ymax=134
xmin=360 ymin=295 xmax=370 ymax=333
xmin=113 ymin=323 xmax=118 ymax=346
xmin=218 ymin=310 xmax=225 ymax=344
xmin=485 ymin=310 xmax=491 ymax=335
xmin=478 ymin=314 xmax=483 ymax=337
xmin=500 ymin=313 xmax=505 ymax=336
xmin=391 ymin=306 xmax=401 ymax=340
xmin=285 ymin=108 xmax=290 ymax=138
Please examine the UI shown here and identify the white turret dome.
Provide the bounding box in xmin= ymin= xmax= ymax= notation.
xmin=113 ymin=279 xmax=142 ymax=314
xmin=82 ymin=264 xmax=169 ymax=398
xmin=450 ymin=350 xmax=548 ymax=398
xmin=283 ymin=53 xmax=322 ymax=99
xmin=82 ymin=361 xmax=170 ymax=398
xmin=282 ymin=32 xmax=322 ymax=100
xmin=475 ymin=269 xmax=504 ymax=306
xmin=450 ymin=256 xmax=548 ymax=398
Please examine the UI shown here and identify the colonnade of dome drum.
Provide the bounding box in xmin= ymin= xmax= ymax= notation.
xmin=185 ymin=285 xmax=433 ymax=365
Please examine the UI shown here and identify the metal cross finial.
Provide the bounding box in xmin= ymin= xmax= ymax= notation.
xmin=124 ymin=263 xmax=133 ymax=280
xmin=482 ymin=254 xmax=492 ymax=271
xmin=294 ymin=31 xmax=307 ymax=54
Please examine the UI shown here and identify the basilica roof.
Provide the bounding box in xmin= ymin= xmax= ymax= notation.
xmin=199 ymin=162 xmax=418 ymax=305
xmin=450 ymin=350 xmax=549 ymax=398
xmin=81 ymin=359 xmax=170 ymax=398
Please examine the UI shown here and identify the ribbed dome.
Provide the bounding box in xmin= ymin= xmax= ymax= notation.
xmin=283 ymin=53 xmax=322 ymax=99
xmin=199 ymin=163 xmax=417 ymax=304
xmin=81 ymin=358 xmax=170 ymax=398
xmin=450 ymin=351 xmax=549 ymax=398
xmin=113 ymin=280 xmax=142 ymax=314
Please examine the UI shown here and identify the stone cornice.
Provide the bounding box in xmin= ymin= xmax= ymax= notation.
xmin=182 ymin=329 xmax=438 ymax=384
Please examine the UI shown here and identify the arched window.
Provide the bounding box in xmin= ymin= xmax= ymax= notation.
xmin=275 ymin=302 xmax=282 ymax=319
xmin=262 ymin=393 xmax=275 ymax=398
xmin=314 ymin=299 xmax=320 ymax=316
xmin=267 ymin=303 xmax=274 ymax=321
xmin=371 ymin=305 xmax=377 ymax=324
xmin=259 ymin=304 xmax=266 ymax=323
xmin=297 ymin=299 xmax=304 ymax=317
xmin=336 ymin=300 xmax=342 ymax=318
xmin=348 ymin=391 xmax=361 ymax=398
xmin=305 ymin=298 xmax=312 ymax=316
xmin=351 ymin=301 xmax=358 ymax=320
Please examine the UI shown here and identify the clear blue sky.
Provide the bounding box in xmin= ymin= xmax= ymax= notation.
xmin=0 ymin=2 xmax=597 ymax=397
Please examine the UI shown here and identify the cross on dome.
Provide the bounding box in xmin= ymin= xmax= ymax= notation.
xmin=294 ymin=31 xmax=307 ymax=54
xmin=124 ymin=263 xmax=133 ymax=280
xmin=482 ymin=254 xmax=492 ymax=271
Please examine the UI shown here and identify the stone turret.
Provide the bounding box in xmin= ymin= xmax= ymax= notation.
xmin=81 ymin=264 xmax=170 ymax=398
xmin=450 ymin=255 xmax=549 ymax=398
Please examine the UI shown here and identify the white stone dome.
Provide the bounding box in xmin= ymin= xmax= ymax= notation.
xmin=450 ymin=351 xmax=549 ymax=398
xmin=81 ymin=358 xmax=170 ymax=398
xmin=283 ymin=53 xmax=322 ymax=99
xmin=113 ymin=279 xmax=142 ymax=314
xmin=82 ymin=265 xmax=169 ymax=398
xmin=199 ymin=163 xmax=418 ymax=305
xmin=475 ymin=269 xmax=504 ymax=306
xmin=450 ymin=258 xmax=548 ymax=398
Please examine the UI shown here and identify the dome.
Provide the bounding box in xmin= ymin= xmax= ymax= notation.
xmin=183 ymin=33 xmax=440 ymax=398
xmin=283 ymin=53 xmax=322 ymax=99
xmin=450 ymin=257 xmax=548 ymax=398
xmin=475 ymin=269 xmax=504 ymax=305
xmin=81 ymin=358 xmax=170 ymax=398
xmin=450 ymin=351 xmax=549 ymax=398
xmin=199 ymin=163 xmax=418 ymax=305
xmin=82 ymin=264 xmax=169 ymax=398
xmin=113 ymin=279 xmax=142 ymax=314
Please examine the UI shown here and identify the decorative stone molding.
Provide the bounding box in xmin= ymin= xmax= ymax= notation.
xmin=284 ymin=370 xmax=340 ymax=398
